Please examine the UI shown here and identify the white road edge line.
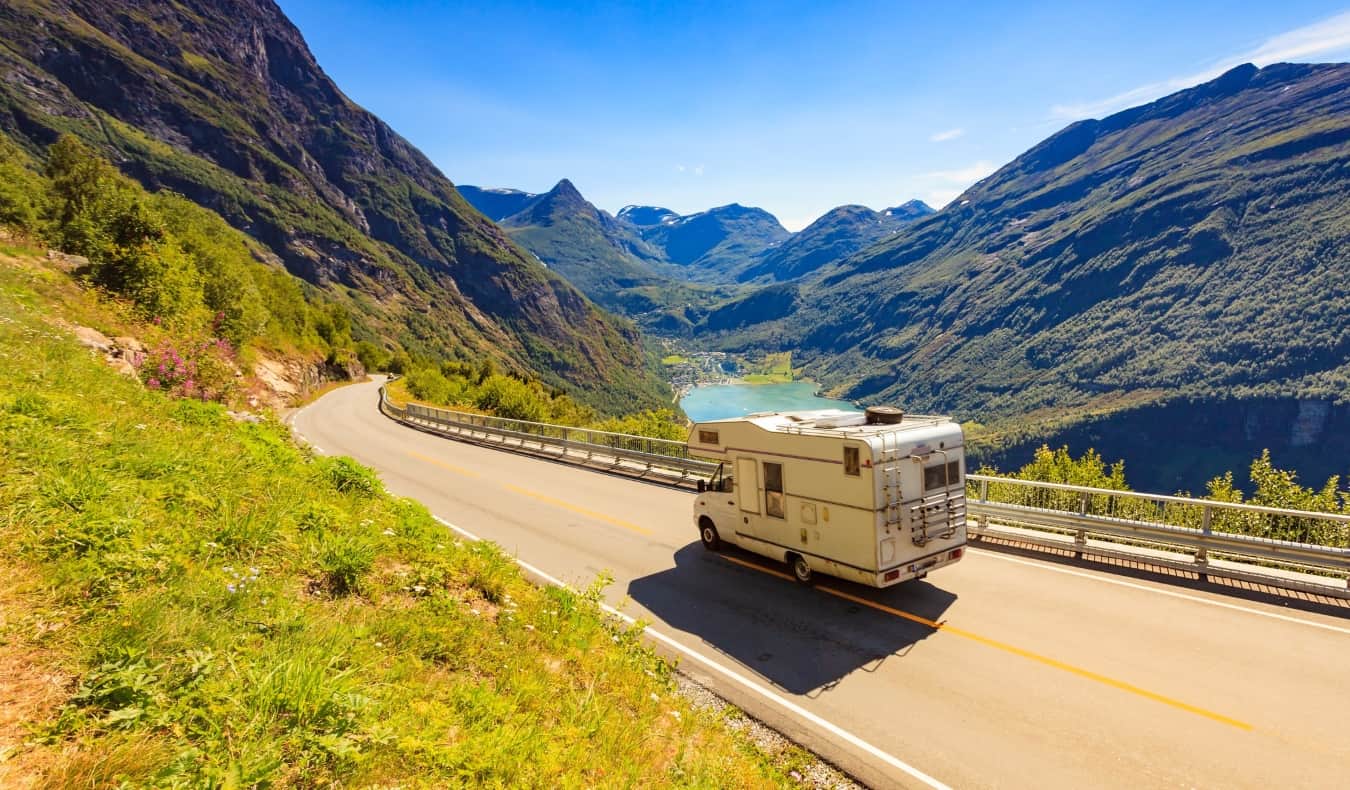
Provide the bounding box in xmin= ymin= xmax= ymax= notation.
xmin=432 ymin=515 xmax=949 ymax=790
xmin=972 ymin=547 xmax=1350 ymax=636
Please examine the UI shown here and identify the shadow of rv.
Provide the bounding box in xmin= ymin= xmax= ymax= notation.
xmin=626 ymin=543 xmax=957 ymax=696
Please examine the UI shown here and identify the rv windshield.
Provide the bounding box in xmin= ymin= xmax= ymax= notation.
xmin=709 ymin=463 xmax=734 ymax=493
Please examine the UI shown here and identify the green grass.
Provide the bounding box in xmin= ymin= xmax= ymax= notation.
xmin=661 ymin=354 xmax=689 ymax=366
xmin=0 ymin=254 xmax=799 ymax=786
xmin=741 ymin=352 xmax=794 ymax=384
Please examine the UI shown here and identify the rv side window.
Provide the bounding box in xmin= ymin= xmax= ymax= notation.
xmin=843 ymin=446 xmax=860 ymax=476
xmin=698 ymin=430 xmax=719 ymax=445
xmin=763 ymin=462 xmax=785 ymax=518
xmin=923 ymin=459 xmax=962 ymax=491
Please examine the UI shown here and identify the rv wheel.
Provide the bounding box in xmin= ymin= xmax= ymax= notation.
xmin=790 ymin=554 xmax=813 ymax=585
xmin=698 ymin=518 xmax=721 ymax=551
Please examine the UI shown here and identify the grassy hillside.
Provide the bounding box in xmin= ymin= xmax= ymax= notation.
xmin=0 ymin=0 xmax=669 ymax=413
xmin=0 ymin=249 xmax=805 ymax=787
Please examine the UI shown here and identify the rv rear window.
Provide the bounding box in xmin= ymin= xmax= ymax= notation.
xmin=698 ymin=430 xmax=719 ymax=445
xmin=843 ymin=446 xmax=860 ymax=476
xmin=923 ymin=460 xmax=962 ymax=491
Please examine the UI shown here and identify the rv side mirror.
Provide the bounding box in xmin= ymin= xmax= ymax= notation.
xmin=696 ymin=480 xmax=706 ymax=493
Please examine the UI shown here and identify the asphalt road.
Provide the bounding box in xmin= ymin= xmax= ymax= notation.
xmin=294 ymin=379 xmax=1350 ymax=789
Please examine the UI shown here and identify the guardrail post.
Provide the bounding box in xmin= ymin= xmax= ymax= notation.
xmin=1196 ymin=506 xmax=1212 ymax=581
xmin=979 ymin=478 xmax=989 ymax=503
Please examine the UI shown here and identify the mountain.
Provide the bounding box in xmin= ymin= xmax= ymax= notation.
xmin=456 ymin=185 xmax=539 ymax=221
xmin=488 ymin=179 xmax=669 ymax=312
xmin=0 ymin=0 xmax=667 ymax=412
xmin=636 ymin=203 xmax=791 ymax=280
xmin=883 ymin=200 xmax=936 ymax=222
xmin=460 ymin=180 xmax=735 ymax=324
xmin=737 ymin=202 xmax=931 ymax=282
xmin=720 ymin=62 xmax=1350 ymax=490
xmin=617 ymin=205 xmax=680 ymax=227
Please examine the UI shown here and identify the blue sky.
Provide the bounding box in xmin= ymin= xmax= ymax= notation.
xmin=277 ymin=1 xmax=1350 ymax=230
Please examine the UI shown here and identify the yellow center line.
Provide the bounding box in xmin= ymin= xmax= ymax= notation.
xmin=502 ymin=484 xmax=653 ymax=536
xmin=408 ymin=450 xmax=480 ymax=478
xmin=719 ymin=554 xmax=1254 ymax=731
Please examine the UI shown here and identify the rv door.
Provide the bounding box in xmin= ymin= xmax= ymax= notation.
xmin=736 ymin=456 xmax=760 ymax=515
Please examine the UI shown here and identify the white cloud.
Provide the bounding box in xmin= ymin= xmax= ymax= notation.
xmin=674 ymin=164 xmax=686 ymax=172
xmin=922 ymin=187 xmax=966 ymax=209
xmin=929 ymin=127 xmax=965 ymax=142
xmin=693 ymin=164 xmax=705 ymax=176
xmin=920 ymin=160 xmax=997 ymax=183
xmin=911 ymin=160 xmax=998 ymax=209
xmin=1051 ymin=10 xmax=1350 ymax=121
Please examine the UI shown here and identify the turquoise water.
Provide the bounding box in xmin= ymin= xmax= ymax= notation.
xmin=679 ymin=381 xmax=859 ymax=422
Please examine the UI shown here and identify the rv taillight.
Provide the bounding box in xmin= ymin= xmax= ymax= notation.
xmin=884 ymin=570 xmax=900 ymax=582
xmin=949 ymin=548 xmax=963 ymax=561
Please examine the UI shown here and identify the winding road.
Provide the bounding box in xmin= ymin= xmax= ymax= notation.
xmin=293 ymin=378 xmax=1350 ymax=789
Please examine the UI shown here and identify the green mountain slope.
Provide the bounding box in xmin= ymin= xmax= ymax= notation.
xmin=737 ymin=203 xmax=931 ymax=283
xmin=721 ymin=63 xmax=1350 ymax=489
xmin=0 ymin=0 xmax=667 ymax=412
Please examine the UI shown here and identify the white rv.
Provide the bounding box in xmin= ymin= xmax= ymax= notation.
xmin=690 ymin=406 xmax=967 ymax=587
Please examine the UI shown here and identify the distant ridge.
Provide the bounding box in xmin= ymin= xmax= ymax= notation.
xmin=882 ymin=200 xmax=936 ymax=221
xmin=460 ymin=179 xmax=672 ymax=313
xmin=739 ymin=202 xmax=933 ymax=282
xmin=457 ymin=185 xmax=540 ymax=221
xmin=616 ymin=205 xmax=680 ymax=227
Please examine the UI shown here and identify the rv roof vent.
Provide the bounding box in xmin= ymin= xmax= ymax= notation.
xmin=865 ymin=406 xmax=904 ymax=425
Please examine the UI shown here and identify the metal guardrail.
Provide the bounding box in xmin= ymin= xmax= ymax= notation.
xmin=966 ymin=474 xmax=1350 ymax=597
xmin=378 ymin=386 xmax=719 ymax=486
xmin=375 ymin=385 xmax=1350 ymax=597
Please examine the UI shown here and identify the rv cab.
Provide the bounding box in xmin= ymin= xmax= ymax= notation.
xmin=689 ymin=406 xmax=967 ymax=587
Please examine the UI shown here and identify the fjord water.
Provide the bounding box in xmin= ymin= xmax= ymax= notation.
xmin=680 ymin=381 xmax=858 ymax=422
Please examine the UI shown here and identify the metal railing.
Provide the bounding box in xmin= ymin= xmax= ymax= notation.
xmin=375 ymin=386 xmax=1350 ymax=597
xmin=966 ymin=474 xmax=1350 ymax=596
xmin=379 ymin=386 xmax=719 ymax=485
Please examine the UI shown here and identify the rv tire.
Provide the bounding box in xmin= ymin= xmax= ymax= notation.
xmin=789 ymin=553 xmax=813 ymax=585
xmin=698 ymin=518 xmax=721 ymax=551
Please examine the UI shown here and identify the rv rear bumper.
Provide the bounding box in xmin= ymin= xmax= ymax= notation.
xmin=874 ymin=543 xmax=967 ymax=587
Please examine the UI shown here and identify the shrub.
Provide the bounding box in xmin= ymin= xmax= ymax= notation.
xmin=404 ymin=366 xmax=454 ymax=404
xmin=316 ymin=532 xmax=376 ymax=596
xmin=353 ymin=340 xmax=390 ymax=373
xmin=139 ymin=338 xmax=238 ymax=402
xmin=318 ymin=456 xmax=382 ymax=498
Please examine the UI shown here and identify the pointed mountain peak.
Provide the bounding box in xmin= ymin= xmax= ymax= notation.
xmin=501 ymin=177 xmax=603 ymax=228
xmin=538 ymin=178 xmax=591 ymax=210
xmin=549 ymin=178 xmax=583 ymax=198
